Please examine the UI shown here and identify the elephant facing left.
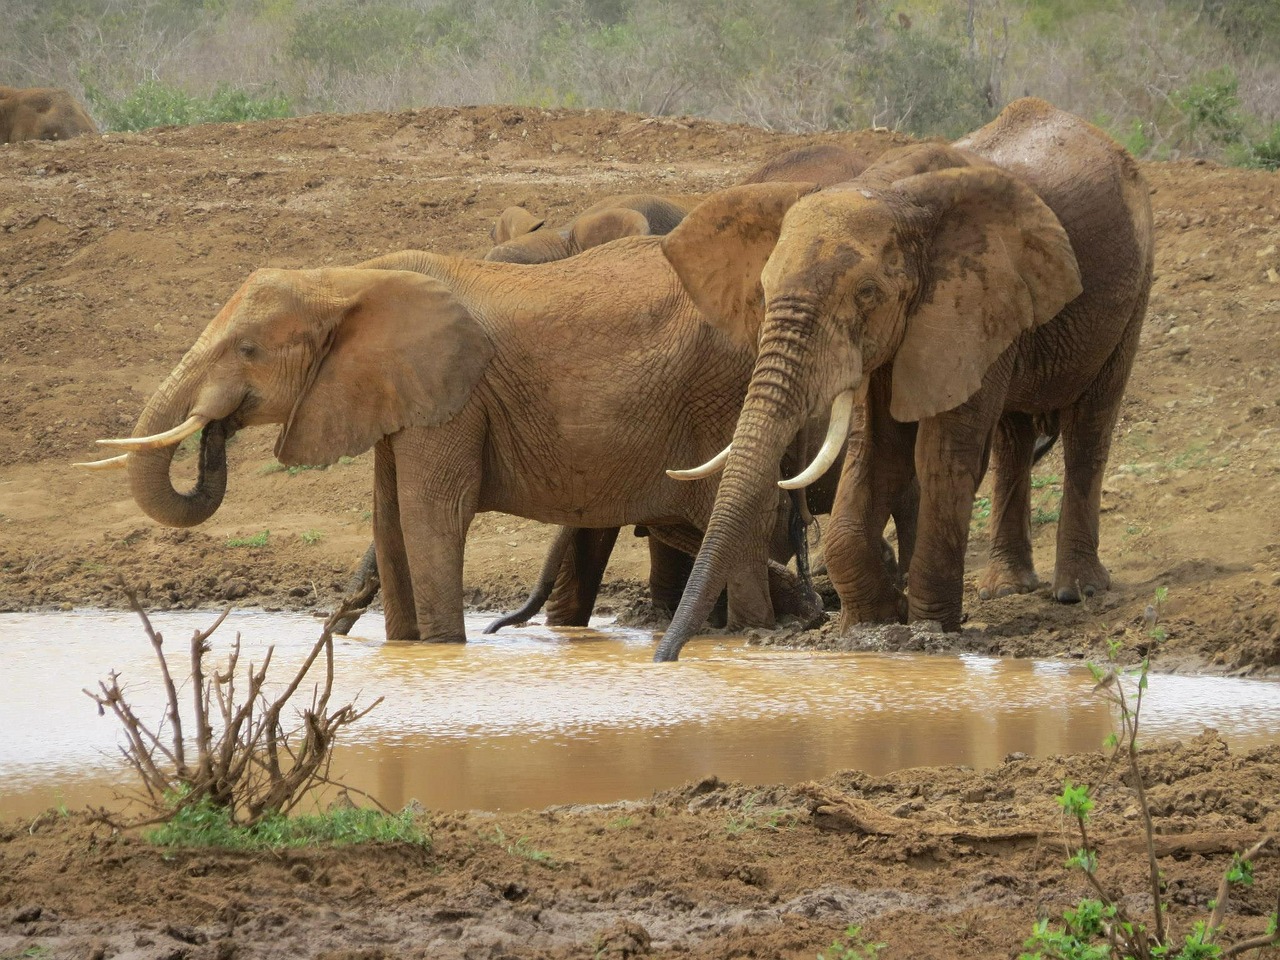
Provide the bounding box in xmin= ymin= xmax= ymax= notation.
xmin=0 ymin=86 xmax=98 ymax=144
xmin=85 ymin=236 xmax=822 ymax=643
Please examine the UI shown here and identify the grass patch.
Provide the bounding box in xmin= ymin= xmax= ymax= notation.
xmin=489 ymin=827 xmax=558 ymax=868
xmin=301 ymin=529 xmax=324 ymax=545
xmin=226 ymin=530 xmax=269 ymax=548
xmin=146 ymin=796 xmax=428 ymax=850
xmin=817 ymin=924 xmax=885 ymax=959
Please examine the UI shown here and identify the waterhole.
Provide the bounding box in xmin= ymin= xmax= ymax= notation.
xmin=3 ymin=610 xmax=1279 ymax=819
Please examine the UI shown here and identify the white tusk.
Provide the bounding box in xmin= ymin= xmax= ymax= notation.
xmin=96 ymin=415 xmax=208 ymax=451
xmin=666 ymin=443 xmax=731 ymax=481
xmin=779 ymin=389 xmax=855 ymax=491
xmin=73 ymin=453 xmax=129 ymax=470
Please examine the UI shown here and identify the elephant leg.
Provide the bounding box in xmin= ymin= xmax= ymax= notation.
xmin=767 ymin=560 xmax=825 ymax=626
xmin=373 ymin=440 xmax=419 ymax=641
xmin=545 ymin=528 xmax=620 ymax=626
xmin=908 ymin=405 xmax=1000 ymax=632
xmin=646 ymin=535 xmax=694 ymax=614
xmin=391 ymin=429 xmax=480 ymax=643
xmin=1052 ymin=314 xmax=1144 ymax=603
xmin=826 ymin=377 xmax=916 ymax=626
xmin=978 ymin=412 xmax=1040 ymax=600
xmin=646 ymin=524 xmax=718 ymax=621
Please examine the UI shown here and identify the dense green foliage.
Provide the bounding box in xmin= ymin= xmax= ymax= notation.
xmin=3 ymin=0 xmax=1278 ymax=163
xmin=146 ymin=796 xmax=429 ymax=849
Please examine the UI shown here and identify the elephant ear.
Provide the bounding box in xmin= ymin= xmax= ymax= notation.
xmin=276 ymin=269 xmax=494 ymax=465
xmin=570 ymin=208 xmax=651 ymax=251
xmin=661 ymin=182 xmax=819 ymax=351
xmin=889 ymin=166 xmax=1082 ymax=423
xmin=491 ymin=206 xmax=545 ymax=243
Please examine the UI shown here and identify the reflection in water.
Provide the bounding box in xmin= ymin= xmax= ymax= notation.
xmin=2 ymin=609 xmax=1279 ymax=818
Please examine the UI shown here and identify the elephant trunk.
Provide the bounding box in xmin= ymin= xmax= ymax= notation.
xmin=124 ymin=354 xmax=230 ymax=528
xmin=654 ymin=310 xmax=817 ymax=662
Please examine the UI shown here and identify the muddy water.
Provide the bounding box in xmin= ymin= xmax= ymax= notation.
xmin=3 ymin=610 xmax=1279 ymax=819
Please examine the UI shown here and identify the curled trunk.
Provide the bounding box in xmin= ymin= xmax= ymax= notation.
xmin=125 ymin=369 xmax=230 ymax=528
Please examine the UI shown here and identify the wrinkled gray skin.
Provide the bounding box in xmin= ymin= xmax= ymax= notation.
xmin=654 ymin=98 xmax=1154 ymax=661
xmin=0 ymin=86 xmax=97 ymax=143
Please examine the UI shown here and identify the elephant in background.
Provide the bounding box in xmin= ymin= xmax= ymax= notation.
xmin=485 ymin=193 xmax=696 ymax=264
xmin=86 ymin=235 xmax=824 ymax=643
xmin=1 ymin=86 xmax=97 ymax=144
xmin=653 ymin=97 xmax=1154 ymax=660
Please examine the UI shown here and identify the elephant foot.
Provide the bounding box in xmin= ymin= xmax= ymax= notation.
xmin=837 ymin=588 xmax=908 ymax=628
xmin=1052 ymin=558 xmax=1111 ymax=604
xmin=977 ymin=561 xmax=1040 ymax=601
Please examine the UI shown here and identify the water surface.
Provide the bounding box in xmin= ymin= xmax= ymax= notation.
xmin=3 ymin=609 xmax=1278 ymax=818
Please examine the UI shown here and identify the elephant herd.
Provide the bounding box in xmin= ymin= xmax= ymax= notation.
xmin=79 ymin=97 xmax=1154 ymax=662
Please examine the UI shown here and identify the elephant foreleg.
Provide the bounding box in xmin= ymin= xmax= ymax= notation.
xmin=826 ymin=376 xmax=916 ymax=626
xmin=645 ymin=535 xmax=694 ymax=615
xmin=373 ymin=440 xmax=419 ymax=641
xmin=978 ymin=411 xmax=1040 ymax=600
xmin=907 ymin=405 xmax=999 ymax=632
xmin=1053 ymin=311 xmax=1144 ymax=603
xmin=391 ymin=428 xmax=480 ymax=643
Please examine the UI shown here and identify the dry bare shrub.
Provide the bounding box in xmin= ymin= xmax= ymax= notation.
xmin=84 ymin=581 xmax=382 ymax=826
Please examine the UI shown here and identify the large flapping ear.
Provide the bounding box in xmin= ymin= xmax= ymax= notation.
xmin=660 ymin=181 xmax=819 ymax=351
xmin=889 ymin=166 xmax=1082 ymax=423
xmin=276 ymin=269 xmax=494 ymax=465
xmin=570 ymin=207 xmax=651 ymax=251
xmin=491 ymin=206 xmax=545 ymax=244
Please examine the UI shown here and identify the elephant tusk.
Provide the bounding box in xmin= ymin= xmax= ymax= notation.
xmin=73 ymin=453 xmax=129 ymax=470
xmin=779 ymin=389 xmax=855 ymax=491
xmin=96 ymin=415 xmax=208 ymax=451
xmin=666 ymin=443 xmax=731 ymax=481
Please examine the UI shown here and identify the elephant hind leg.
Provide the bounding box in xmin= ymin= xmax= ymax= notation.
xmin=1053 ymin=310 xmax=1145 ymax=603
xmin=978 ymin=412 xmax=1041 ymax=600
xmin=545 ymin=528 xmax=620 ymax=627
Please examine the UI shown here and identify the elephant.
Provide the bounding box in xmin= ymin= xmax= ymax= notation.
xmin=477 ymin=151 xmax=896 ymax=634
xmin=485 ymin=193 xmax=696 ymax=264
xmin=651 ymin=97 xmax=1155 ymax=661
xmin=85 ymin=236 xmax=825 ymax=643
xmin=0 ymin=86 xmax=97 ymax=144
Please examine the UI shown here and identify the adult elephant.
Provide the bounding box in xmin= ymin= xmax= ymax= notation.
xmin=652 ymin=97 xmax=1154 ymax=661
xmin=83 ymin=236 xmax=822 ymax=643
xmin=0 ymin=86 xmax=97 ymax=143
xmin=486 ymin=193 xmax=695 ymax=264
xmin=480 ymin=146 xmax=892 ymax=633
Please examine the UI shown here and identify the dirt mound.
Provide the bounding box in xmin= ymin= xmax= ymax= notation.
xmin=2 ymin=103 xmax=1280 ymax=960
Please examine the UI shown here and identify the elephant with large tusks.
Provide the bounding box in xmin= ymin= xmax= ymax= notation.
xmin=651 ymin=97 xmax=1155 ymax=661
xmin=81 ymin=235 xmax=826 ymax=643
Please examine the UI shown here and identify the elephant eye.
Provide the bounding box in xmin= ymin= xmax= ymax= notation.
xmin=236 ymin=340 xmax=259 ymax=360
xmin=854 ymin=279 xmax=885 ymax=309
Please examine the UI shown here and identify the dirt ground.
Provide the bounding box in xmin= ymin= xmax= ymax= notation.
xmin=2 ymin=106 xmax=1279 ymax=958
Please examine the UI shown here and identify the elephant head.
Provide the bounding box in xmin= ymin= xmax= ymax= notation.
xmin=652 ymin=143 xmax=1083 ymax=660
xmin=0 ymin=86 xmax=97 ymax=144
xmin=485 ymin=194 xmax=692 ymax=264
xmin=85 ymin=265 xmax=493 ymax=528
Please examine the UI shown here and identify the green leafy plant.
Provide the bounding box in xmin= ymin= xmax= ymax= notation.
xmin=87 ymin=80 xmax=292 ymax=132
xmin=227 ymin=530 xmax=270 ymax=548
xmin=301 ymin=529 xmax=324 ymax=545
xmin=817 ymin=923 xmax=886 ymax=960
xmin=1020 ymin=645 xmax=1278 ymax=959
xmin=147 ymin=796 xmax=427 ymax=850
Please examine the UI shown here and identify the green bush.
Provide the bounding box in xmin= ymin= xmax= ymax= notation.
xmin=88 ymin=80 xmax=292 ymax=132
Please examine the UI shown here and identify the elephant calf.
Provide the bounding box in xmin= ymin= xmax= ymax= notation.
xmin=1 ymin=86 xmax=97 ymax=144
